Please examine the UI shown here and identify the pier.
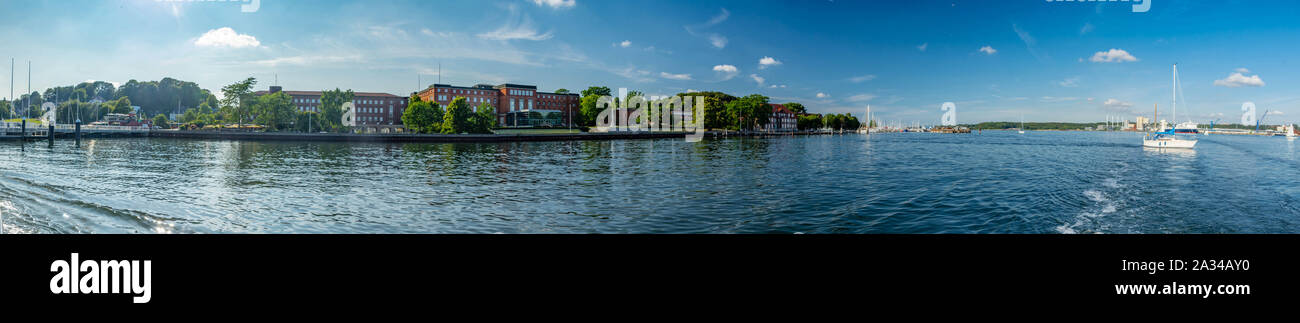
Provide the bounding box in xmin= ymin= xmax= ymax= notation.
xmin=1 ymin=122 xmax=149 ymax=140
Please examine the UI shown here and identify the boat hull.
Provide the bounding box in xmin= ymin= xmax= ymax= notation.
xmin=1143 ymin=139 xmax=1197 ymax=149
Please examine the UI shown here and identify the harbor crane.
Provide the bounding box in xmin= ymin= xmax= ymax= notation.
xmin=1257 ymin=109 xmax=1271 ymax=133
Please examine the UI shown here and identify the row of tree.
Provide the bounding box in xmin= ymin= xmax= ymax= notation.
xmin=9 ymin=78 xmax=219 ymax=120
xmin=170 ymin=78 xmax=357 ymax=132
xmin=569 ymin=86 xmax=849 ymax=131
xmin=401 ymin=96 xmax=495 ymax=134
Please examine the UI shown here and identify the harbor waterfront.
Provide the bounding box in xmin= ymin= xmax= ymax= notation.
xmin=2 ymin=131 xmax=1298 ymax=234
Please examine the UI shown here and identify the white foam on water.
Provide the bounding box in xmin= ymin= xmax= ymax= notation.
xmin=1083 ymin=190 xmax=1106 ymax=202
xmin=1102 ymin=177 xmax=1123 ymax=189
xmin=1055 ymin=220 xmax=1082 ymax=234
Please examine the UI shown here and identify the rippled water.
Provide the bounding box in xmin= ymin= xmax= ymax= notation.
xmin=2 ymin=131 xmax=1299 ymax=233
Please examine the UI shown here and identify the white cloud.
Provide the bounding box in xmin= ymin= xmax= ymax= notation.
xmin=1214 ymin=72 xmax=1266 ymax=88
xmin=1235 ymin=67 xmax=1251 ymax=73
xmin=1059 ymin=77 xmax=1080 ymax=88
xmin=686 ymin=9 xmax=730 ymax=49
xmin=978 ymin=46 xmax=997 ymax=55
xmin=847 ymin=94 xmax=877 ymax=102
xmin=420 ymin=29 xmax=456 ymax=38
xmin=477 ymin=6 xmax=554 ymax=41
xmin=619 ymin=40 xmax=631 ymax=48
xmin=606 ymin=66 xmax=653 ymax=83
xmin=1102 ymin=98 xmax=1133 ymax=113
xmin=1041 ymin=96 xmax=1080 ymax=103
xmin=917 ymin=43 xmax=928 ymax=52
xmin=705 ymin=8 xmax=730 ymax=26
xmin=1089 ymin=49 xmax=1138 ymax=63
xmin=250 ymin=55 xmax=364 ymax=67
xmin=708 ymin=34 xmax=728 ymax=49
xmin=194 ymin=27 xmax=261 ymax=48
xmin=659 ymin=72 xmax=692 ymax=80
xmin=768 ymin=84 xmax=786 ymax=89
xmin=713 ymin=64 xmax=739 ymax=80
xmin=816 ymin=92 xmax=830 ymax=99
xmin=530 ymin=0 xmax=576 ymax=9
xmin=1267 ymin=110 xmax=1285 ymax=116
xmin=749 ymin=74 xmax=765 ymax=86
xmin=758 ymin=56 xmax=782 ymax=69
xmin=686 ymin=89 xmax=700 ymax=93
xmin=848 ymin=75 xmax=877 ymax=83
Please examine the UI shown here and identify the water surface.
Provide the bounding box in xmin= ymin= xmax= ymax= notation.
xmin=1 ymin=131 xmax=1297 ymax=233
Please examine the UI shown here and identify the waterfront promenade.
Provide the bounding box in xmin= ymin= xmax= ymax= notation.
xmin=150 ymin=129 xmax=841 ymax=143
xmin=2 ymin=124 xmax=852 ymax=143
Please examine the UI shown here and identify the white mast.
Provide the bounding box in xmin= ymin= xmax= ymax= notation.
xmin=1172 ymin=64 xmax=1177 ymax=131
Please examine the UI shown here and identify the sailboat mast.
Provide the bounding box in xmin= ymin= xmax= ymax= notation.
xmin=1172 ymin=64 xmax=1177 ymax=130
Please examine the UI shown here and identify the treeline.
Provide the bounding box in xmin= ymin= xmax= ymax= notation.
xmin=6 ymin=78 xmax=219 ymax=121
xmin=567 ymin=86 xmax=856 ymax=131
xmin=402 ymin=96 xmax=495 ymax=134
xmin=173 ymin=78 xmax=356 ymax=132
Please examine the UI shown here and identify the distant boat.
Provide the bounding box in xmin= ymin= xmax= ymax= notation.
xmin=1287 ymin=124 xmax=1297 ymax=140
xmin=1175 ymin=122 xmax=1199 ymax=134
xmin=1019 ymin=114 xmax=1025 ymax=134
xmin=1143 ymin=64 xmax=1197 ymax=149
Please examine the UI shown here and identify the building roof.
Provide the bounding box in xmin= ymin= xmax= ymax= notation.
xmin=494 ymin=83 xmax=538 ymax=90
xmin=254 ymin=90 xmax=401 ymax=98
xmin=770 ymin=103 xmax=793 ymax=114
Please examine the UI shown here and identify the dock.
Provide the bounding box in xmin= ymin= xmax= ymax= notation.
xmin=1 ymin=123 xmax=149 ymax=140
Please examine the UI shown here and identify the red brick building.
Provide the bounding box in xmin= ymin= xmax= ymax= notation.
xmin=255 ymin=86 xmax=407 ymax=127
xmin=417 ymin=83 xmax=579 ymax=127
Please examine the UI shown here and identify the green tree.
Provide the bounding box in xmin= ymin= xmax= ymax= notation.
xmin=440 ymin=97 xmax=474 ymax=134
xmin=294 ymin=111 xmax=322 ymax=132
xmin=783 ymin=102 xmax=807 ymax=115
xmin=0 ymin=100 xmax=11 ymax=119
xmin=580 ymin=86 xmax=612 ymax=98
xmin=723 ymin=94 xmax=771 ymax=130
xmin=675 ymin=91 xmax=737 ymax=130
xmin=797 ymin=114 xmax=823 ymax=131
xmin=473 ymin=101 xmax=496 ymax=133
xmin=202 ymin=94 xmax=220 ymax=114
xmin=252 ymin=92 xmax=296 ymax=131
xmin=109 ymin=96 xmax=133 ymax=114
xmin=220 ymin=77 xmax=257 ymax=128
xmin=319 ymin=88 xmax=355 ymax=132
xmin=401 ymin=95 xmax=444 ymax=134
xmin=181 ymin=108 xmax=201 ymax=124
xmin=152 ymin=113 xmax=170 ymax=129
xmin=578 ymin=94 xmax=608 ymax=127
xmin=554 ymin=88 xmax=570 ymax=94
xmin=822 ymin=113 xmax=860 ymax=131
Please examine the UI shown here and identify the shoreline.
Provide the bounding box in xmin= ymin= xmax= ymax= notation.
xmin=0 ymin=129 xmax=850 ymax=143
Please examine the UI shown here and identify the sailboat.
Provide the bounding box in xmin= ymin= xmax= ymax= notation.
xmin=1286 ymin=123 xmax=1297 ymax=140
xmin=1018 ymin=114 xmax=1025 ymax=134
xmin=1143 ymin=64 xmax=1197 ymax=149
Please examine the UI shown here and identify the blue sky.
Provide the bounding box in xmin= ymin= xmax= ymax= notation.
xmin=2 ymin=0 xmax=1299 ymax=124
